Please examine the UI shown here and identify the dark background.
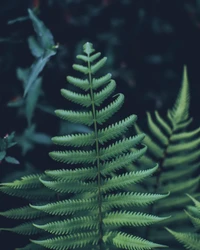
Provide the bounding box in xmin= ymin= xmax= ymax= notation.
xmin=0 ymin=0 xmax=200 ymax=249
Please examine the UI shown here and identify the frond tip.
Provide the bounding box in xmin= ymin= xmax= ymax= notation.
xmin=112 ymin=232 xmax=167 ymax=249
xmin=166 ymin=227 xmax=200 ymax=250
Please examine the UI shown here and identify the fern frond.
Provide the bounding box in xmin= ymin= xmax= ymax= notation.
xmin=100 ymin=134 xmax=145 ymax=161
xmin=102 ymin=192 xmax=169 ymax=209
xmin=166 ymin=228 xmax=200 ymax=250
xmin=146 ymin=112 xmax=168 ymax=145
xmin=134 ymin=124 xmax=164 ymax=158
xmin=103 ymin=211 xmax=169 ymax=227
xmin=30 ymin=198 xmax=98 ymax=216
xmin=168 ymin=66 xmax=190 ymax=124
xmin=0 ymin=205 xmax=45 ymax=219
xmin=60 ymin=89 xmax=91 ymax=107
xmin=0 ymin=173 xmax=44 ymax=189
xmin=102 ymin=165 xmax=158 ymax=193
xmin=112 ymin=232 xmax=167 ymax=249
xmin=39 ymin=178 xmax=96 ymax=194
xmin=170 ymin=127 xmax=200 ymax=141
xmin=132 ymin=66 xmax=200 ymax=248
xmin=166 ymin=194 xmax=200 ymax=249
xmin=163 ymin=149 xmax=200 ymax=167
xmin=51 ymin=132 xmax=95 ymax=147
xmin=0 ymin=184 xmax=56 ymax=200
xmin=49 ymin=150 xmax=96 ymax=164
xmin=55 ymin=110 xmax=93 ymax=126
xmin=76 ymin=52 xmax=101 ymax=63
xmin=66 ymin=76 xmax=89 ymax=91
xmin=172 ymin=117 xmax=193 ymax=131
xmin=166 ymin=137 xmax=200 ymax=154
xmin=88 ymin=52 xmax=101 ymax=62
xmin=96 ymin=94 xmax=124 ymax=124
xmin=184 ymin=210 xmax=200 ymax=230
xmin=154 ymin=111 xmax=172 ymax=135
xmin=34 ymin=215 xmax=98 ymax=235
xmin=31 ymin=231 xmax=99 ymax=250
xmin=160 ymin=177 xmax=199 ymax=194
xmin=94 ymin=79 xmax=116 ymax=106
xmin=0 ymin=42 xmax=168 ymax=249
xmin=155 ymin=193 xmax=200 ymax=211
xmin=0 ymin=217 xmax=54 ymax=235
xmin=101 ymin=147 xmax=147 ymax=176
xmin=92 ymin=73 xmax=112 ymax=90
xmin=187 ymin=194 xmax=200 ymax=207
xmin=72 ymin=64 xmax=89 ymax=74
xmin=160 ymin=162 xmax=200 ymax=182
xmin=45 ymin=167 xmax=97 ymax=181
xmin=98 ymin=115 xmax=137 ymax=144
xmin=91 ymin=57 xmax=107 ymax=74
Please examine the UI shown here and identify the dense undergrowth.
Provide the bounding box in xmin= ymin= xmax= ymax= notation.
xmin=0 ymin=4 xmax=199 ymax=250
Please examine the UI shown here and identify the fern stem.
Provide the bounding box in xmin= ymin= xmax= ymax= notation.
xmin=145 ymin=132 xmax=173 ymax=239
xmin=87 ymin=56 xmax=103 ymax=249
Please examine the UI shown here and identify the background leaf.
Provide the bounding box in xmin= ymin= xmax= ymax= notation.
xmin=0 ymin=151 xmax=6 ymax=161
xmin=5 ymin=156 xmax=20 ymax=164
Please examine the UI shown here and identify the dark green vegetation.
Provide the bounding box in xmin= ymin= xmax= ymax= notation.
xmin=0 ymin=42 xmax=171 ymax=250
xmin=0 ymin=2 xmax=200 ymax=250
xmin=167 ymin=194 xmax=200 ymax=250
xmin=132 ymin=67 xmax=200 ymax=249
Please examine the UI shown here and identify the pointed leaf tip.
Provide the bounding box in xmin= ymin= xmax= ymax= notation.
xmin=83 ymin=42 xmax=95 ymax=55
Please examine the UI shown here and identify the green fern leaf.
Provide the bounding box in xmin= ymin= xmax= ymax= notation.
xmin=39 ymin=178 xmax=97 ymax=194
xmin=34 ymin=215 xmax=98 ymax=235
xmin=102 ymin=192 xmax=169 ymax=209
xmin=146 ymin=112 xmax=168 ymax=145
xmin=30 ymin=198 xmax=98 ymax=216
xmin=31 ymin=231 xmax=99 ymax=249
xmin=83 ymin=41 xmax=95 ymax=55
xmin=72 ymin=64 xmax=89 ymax=74
xmin=94 ymin=79 xmax=116 ymax=106
xmin=112 ymin=232 xmax=167 ymax=249
xmin=166 ymin=228 xmax=200 ymax=250
xmin=102 ymin=165 xmax=158 ymax=193
xmin=101 ymin=147 xmax=147 ymax=176
xmin=100 ymin=134 xmax=145 ymax=161
xmin=61 ymin=89 xmax=91 ymax=107
xmin=45 ymin=167 xmax=97 ymax=181
xmin=154 ymin=111 xmax=172 ymax=135
xmin=155 ymin=193 xmax=200 ymax=211
xmin=51 ymin=132 xmax=95 ymax=147
xmin=170 ymin=127 xmax=200 ymax=141
xmin=0 ymin=183 xmax=56 ymax=200
xmin=184 ymin=210 xmax=200 ymax=230
xmin=55 ymin=110 xmax=93 ymax=126
xmin=0 ymin=206 xmax=45 ymax=219
xmin=96 ymin=94 xmax=124 ymax=124
xmin=66 ymin=76 xmax=89 ymax=91
xmin=133 ymin=66 xmax=200 ymax=248
xmin=91 ymin=57 xmax=107 ymax=74
xmin=103 ymin=211 xmax=169 ymax=227
xmin=166 ymin=137 xmax=200 ymax=154
xmin=168 ymin=66 xmax=190 ymax=124
xmin=93 ymin=73 xmax=112 ymax=90
xmin=98 ymin=115 xmax=137 ymax=144
xmin=0 ymin=42 xmax=168 ymax=250
xmin=0 ymin=218 xmax=52 ymax=235
xmin=49 ymin=150 xmax=96 ymax=164
xmin=0 ymin=173 xmax=44 ymax=189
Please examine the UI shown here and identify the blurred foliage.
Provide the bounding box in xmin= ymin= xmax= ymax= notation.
xmin=0 ymin=132 xmax=19 ymax=165
xmin=0 ymin=0 xmax=200 ymax=249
